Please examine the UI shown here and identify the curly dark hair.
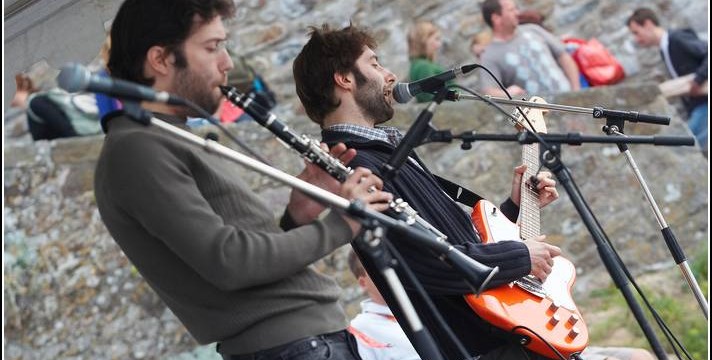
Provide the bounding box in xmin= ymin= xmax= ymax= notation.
xmin=292 ymin=24 xmax=377 ymax=125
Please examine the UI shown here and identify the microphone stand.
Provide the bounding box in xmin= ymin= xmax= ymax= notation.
xmin=450 ymin=92 xmax=708 ymax=317
xmin=381 ymin=88 xmax=448 ymax=181
xmin=450 ymin=93 xmax=671 ymax=126
xmin=600 ymin=117 xmax=709 ymax=319
xmin=118 ymin=102 xmax=450 ymax=360
xmin=537 ymin=144 xmax=670 ymax=360
xmin=426 ymin=129 xmax=694 ymax=359
xmin=353 ymin=221 xmax=447 ymax=360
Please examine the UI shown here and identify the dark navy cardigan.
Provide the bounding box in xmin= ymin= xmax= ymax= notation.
xmin=322 ymin=129 xmax=534 ymax=358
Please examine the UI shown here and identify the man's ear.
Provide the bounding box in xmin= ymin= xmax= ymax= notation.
xmin=333 ymin=71 xmax=355 ymax=92
xmin=145 ymin=45 xmax=172 ymax=77
xmin=491 ymin=13 xmax=502 ymax=27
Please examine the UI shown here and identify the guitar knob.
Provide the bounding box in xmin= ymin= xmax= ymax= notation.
xmin=567 ymin=326 xmax=580 ymax=340
xmin=567 ymin=313 xmax=580 ymax=326
xmin=547 ymin=302 xmax=559 ymax=313
xmin=548 ymin=313 xmax=560 ymax=326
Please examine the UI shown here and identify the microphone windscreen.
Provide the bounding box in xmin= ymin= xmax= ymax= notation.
xmin=392 ymin=82 xmax=412 ymax=104
xmin=57 ymin=63 xmax=89 ymax=93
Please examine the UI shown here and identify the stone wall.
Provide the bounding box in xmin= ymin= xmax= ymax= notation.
xmin=4 ymin=0 xmax=709 ymax=358
xmin=5 ymin=0 xmax=708 ymax=107
xmin=4 ymin=82 xmax=708 ymax=359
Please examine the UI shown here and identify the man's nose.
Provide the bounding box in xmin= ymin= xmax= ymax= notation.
xmin=384 ymin=69 xmax=396 ymax=84
xmin=221 ymin=49 xmax=234 ymax=72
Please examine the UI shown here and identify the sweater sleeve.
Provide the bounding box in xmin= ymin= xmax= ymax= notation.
xmin=101 ymin=131 xmax=353 ymax=291
xmin=346 ymin=153 xmax=530 ymax=295
xmin=499 ymin=197 xmax=520 ymax=223
xmin=389 ymin=236 xmax=530 ymax=295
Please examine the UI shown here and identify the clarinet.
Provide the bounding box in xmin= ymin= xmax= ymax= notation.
xmin=221 ymin=85 xmax=499 ymax=292
xmin=220 ymin=85 xmax=446 ymax=239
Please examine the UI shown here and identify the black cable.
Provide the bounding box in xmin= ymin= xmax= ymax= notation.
xmin=178 ymin=97 xmax=273 ymax=165
xmin=511 ymin=325 xmax=567 ymax=360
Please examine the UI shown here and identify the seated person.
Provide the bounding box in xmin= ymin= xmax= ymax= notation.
xmin=347 ymin=250 xmax=420 ymax=360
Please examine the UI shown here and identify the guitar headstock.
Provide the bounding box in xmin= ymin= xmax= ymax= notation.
xmin=508 ymin=96 xmax=549 ymax=134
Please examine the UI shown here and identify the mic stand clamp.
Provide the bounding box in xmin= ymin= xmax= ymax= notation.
xmin=381 ymin=88 xmax=449 ymax=182
xmin=121 ymin=100 xmax=153 ymax=126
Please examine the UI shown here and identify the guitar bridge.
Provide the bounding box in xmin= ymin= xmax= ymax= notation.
xmin=515 ymin=276 xmax=546 ymax=298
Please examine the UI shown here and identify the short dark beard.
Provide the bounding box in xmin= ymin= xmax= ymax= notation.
xmin=352 ymin=66 xmax=394 ymax=124
xmin=172 ymin=57 xmax=221 ymax=117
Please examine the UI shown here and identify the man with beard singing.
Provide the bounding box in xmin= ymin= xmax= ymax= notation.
xmin=292 ymin=24 xmax=653 ymax=360
xmin=94 ymin=1 xmax=392 ymax=359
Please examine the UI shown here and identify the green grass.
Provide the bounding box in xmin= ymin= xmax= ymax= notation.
xmin=583 ymin=243 xmax=708 ymax=359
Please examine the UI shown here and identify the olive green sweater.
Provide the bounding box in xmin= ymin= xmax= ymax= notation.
xmin=94 ymin=113 xmax=353 ymax=354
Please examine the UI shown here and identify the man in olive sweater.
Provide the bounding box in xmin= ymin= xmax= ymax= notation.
xmin=94 ymin=1 xmax=392 ymax=359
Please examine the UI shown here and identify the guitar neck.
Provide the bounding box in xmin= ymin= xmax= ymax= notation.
xmin=519 ymin=142 xmax=540 ymax=240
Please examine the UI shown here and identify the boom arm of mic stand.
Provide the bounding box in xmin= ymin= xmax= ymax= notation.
xmin=452 ymin=93 xmax=671 ymax=126
xmin=426 ymin=130 xmax=695 ymax=147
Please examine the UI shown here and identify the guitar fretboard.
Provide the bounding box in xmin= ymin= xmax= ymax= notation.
xmin=519 ymin=142 xmax=540 ymax=240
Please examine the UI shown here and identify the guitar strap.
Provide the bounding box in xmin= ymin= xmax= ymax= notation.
xmin=407 ymin=152 xmax=484 ymax=208
xmin=433 ymin=175 xmax=483 ymax=208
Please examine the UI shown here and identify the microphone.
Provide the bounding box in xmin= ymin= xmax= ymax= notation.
xmin=393 ymin=64 xmax=478 ymax=103
xmin=57 ymin=63 xmax=185 ymax=105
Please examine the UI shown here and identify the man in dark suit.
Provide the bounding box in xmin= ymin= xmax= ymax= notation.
xmin=628 ymin=7 xmax=708 ymax=149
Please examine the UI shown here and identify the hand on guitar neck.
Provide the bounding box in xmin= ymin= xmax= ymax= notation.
xmin=510 ymin=164 xmax=559 ymax=208
xmin=523 ymin=235 xmax=562 ymax=281
xmin=466 ymin=97 xmax=590 ymax=359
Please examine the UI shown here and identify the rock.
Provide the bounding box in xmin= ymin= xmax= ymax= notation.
xmin=4 ymin=1 xmax=708 ymax=359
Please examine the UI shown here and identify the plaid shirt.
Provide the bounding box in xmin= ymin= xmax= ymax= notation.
xmin=326 ymin=123 xmax=426 ymax=171
xmin=327 ymin=124 xmax=404 ymax=147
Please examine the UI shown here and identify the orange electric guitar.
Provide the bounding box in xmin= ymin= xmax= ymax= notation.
xmin=464 ymin=97 xmax=589 ymax=359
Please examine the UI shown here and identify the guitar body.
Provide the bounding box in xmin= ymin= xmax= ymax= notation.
xmin=463 ymin=97 xmax=588 ymax=359
xmin=465 ymin=201 xmax=588 ymax=359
